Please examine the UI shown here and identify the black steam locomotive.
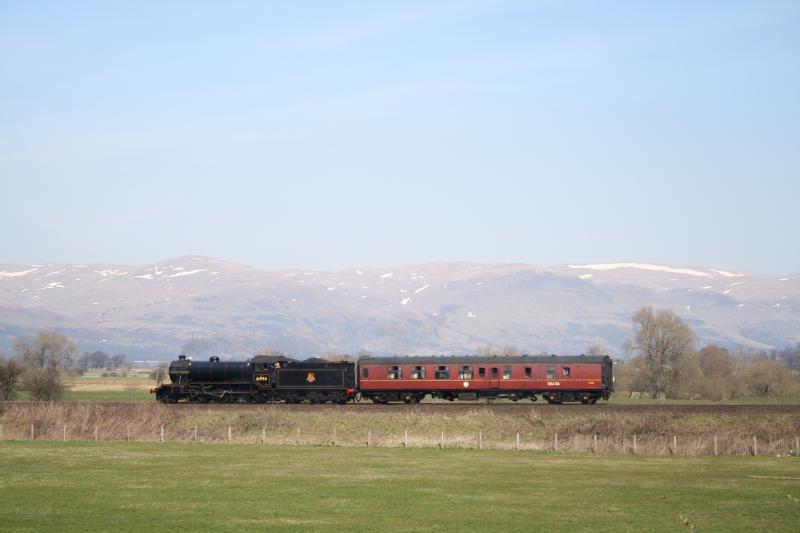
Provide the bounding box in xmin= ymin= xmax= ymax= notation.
xmin=151 ymin=355 xmax=356 ymax=404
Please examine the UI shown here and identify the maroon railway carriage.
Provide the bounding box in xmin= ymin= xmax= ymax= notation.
xmin=357 ymin=355 xmax=613 ymax=404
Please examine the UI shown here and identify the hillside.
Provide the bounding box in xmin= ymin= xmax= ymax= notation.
xmin=0 ymin=257 xmax=798 ymax=359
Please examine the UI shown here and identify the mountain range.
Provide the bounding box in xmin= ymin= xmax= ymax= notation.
xmin=1 ymin=256 xmax=798 ymax=360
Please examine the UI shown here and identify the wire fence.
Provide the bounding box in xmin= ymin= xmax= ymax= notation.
xmin=2 ymin=422 xmax=798 ymax=457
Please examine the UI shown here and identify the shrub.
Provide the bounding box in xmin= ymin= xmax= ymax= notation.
xmin=0 ymin=357 xmax=24 ymax=400
xmin=22 ymin=367 xmax=65 ymax=401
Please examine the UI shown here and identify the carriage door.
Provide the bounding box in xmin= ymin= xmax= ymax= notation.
xmin=490 ymin=367 xmax=500 ymax=390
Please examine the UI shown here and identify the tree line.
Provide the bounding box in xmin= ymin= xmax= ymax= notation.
xmin=0 ymin=329 xmax=128 ymax=401
xmin=615 ymin=307 xmax=800 ymax=400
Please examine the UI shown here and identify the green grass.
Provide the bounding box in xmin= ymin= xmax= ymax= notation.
xmin=0 ymin=442 xmax=797 ymax=532
xmin=65 ymin=389 xmax=153 ymax=401
xmin=11 ymin=389 xmax=153 ymax=401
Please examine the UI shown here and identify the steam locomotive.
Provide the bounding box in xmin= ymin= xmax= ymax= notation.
xmin=151 ymin=354 xmax=613 ymax=404
xmin=151 ymin=355 xmax=356 ymax=404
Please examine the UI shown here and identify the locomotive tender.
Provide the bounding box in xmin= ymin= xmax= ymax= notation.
xmin=151 ymin=354 xmax=613 ymax=405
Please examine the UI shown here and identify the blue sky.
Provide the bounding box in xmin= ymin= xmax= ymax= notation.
xmin=1 ymin=1 xmax=798 ymax=273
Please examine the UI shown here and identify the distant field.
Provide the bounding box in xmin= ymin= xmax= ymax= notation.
xmin=0 ymin=441 xmax=798 ymax=532
xmin=10 ymin=373 xmax=156 ymax=401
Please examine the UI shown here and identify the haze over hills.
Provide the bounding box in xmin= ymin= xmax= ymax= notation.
xmin=0 ymin=256 xmax=798 ymax=360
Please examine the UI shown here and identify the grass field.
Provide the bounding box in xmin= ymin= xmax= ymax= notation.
xmin=0 ymin=442 xmax=798 ymax=532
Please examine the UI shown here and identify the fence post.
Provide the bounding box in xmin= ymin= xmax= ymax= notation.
xmin=753 ymin=436 xmax=757 ymax=457
xmin=478 ymin=431 xmax=483 ymax=450
xmin=126 ymin=425 xmax=130 ymax=442
xmin=714 ymin=435 xmax=718 ymax=456
xmin=63 ymin=424 xmax=67 ymax=442
xmin=228 ymin=426 xmax=231 ymax=444
xmin=332 ymin=428 xmax=336 ymax=447
xmin=403 ymin=429 xmax=408 ymax=448
xmin=95 ymin=426 xmax=98 ymax=442
xmin=368 ymin=431 xmax=371 ymax=448
xmin=31 ymin=424 xmax=34 ymax=440
xmin=160 ymin=426 xmax=164 ymax=443
xmin=261 ymin=427 xmax=265 ymax=445
xmin=0 ymin=423 xmax=3 ymax=439
xmin=296 ymin=427 xmax=300 ymax=446
xmin=515 ymin=433 xmax=520 ymax=451
xmin=673 ymin=435 xmax=677 ymax=454
xmin=554 ymin=433 xmax=558 ymax=453
xmin=796 ymin=436 xmax=799 ymax=456
xmin=633 ymin=435 xmax=637 ymax=454
xmin=195 ymin=426 xmax=199 ymax=443
xmin=594 ymin=434 xmax=598 ymax=453
xmin=440 ymin=431 xmax=444 ymax=449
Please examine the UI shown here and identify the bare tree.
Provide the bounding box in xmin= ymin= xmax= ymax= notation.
xmin=741 ymin=355 xmax=796 ymax=397
xmin=627 ymin=307 xmax=694 ymax=399
xmin=109 ymin=353 xmax=127 ymax=370
xmin=13 ymin=330 xmax=77 ymax=401
xmin=150 ymin=362 xmax=169 ymax=383
xmin=14 ymin=329 xmax=77 ymax=371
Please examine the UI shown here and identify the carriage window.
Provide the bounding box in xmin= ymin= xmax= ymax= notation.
xmin=503 ymin=366 xmax=512 ymax=380
xmin=459 ymin=366 xmax=473 ymax=379
xmin=491 ymin=367 xmax=498 ymax=378
xmin=435 ymin=366 xmax=450 ymax=379
xmin=362 ymin=368 xmax=369 ymax=378
xmin=524 ymin=367 xmax=532 ymax=378
xmin=412 ymin=366 xmax=425 ymax=379
xmin=547 ymin=367 xmax=556 ymax=380
xmin=562 ymin=367 xmax=570 ymax=377
xmin=479 ymin=367 xmax=486 ymax=377
xmin=388 ymin=366 xmax=402 ymax=379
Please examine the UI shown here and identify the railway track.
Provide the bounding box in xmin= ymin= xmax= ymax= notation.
xmin=2 ymin=401 xmax=799 ymax=414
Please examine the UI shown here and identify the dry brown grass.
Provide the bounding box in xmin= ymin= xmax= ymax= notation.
xmin=1 ymin=403 xmax=798 ymax=456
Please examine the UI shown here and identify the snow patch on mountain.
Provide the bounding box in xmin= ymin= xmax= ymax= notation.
xmin=94 ymin=270 xmax=128 ymax=278
xmin=0 ymin=268 xmax=39 ymax=278
xmin=169 ymin=269 xmax=207 ymax=278
xmin=711 ymin=269 xmax=744 ymax=278
xmin=568 ymin=262 xmax=711 ymax=277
